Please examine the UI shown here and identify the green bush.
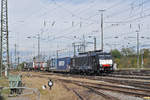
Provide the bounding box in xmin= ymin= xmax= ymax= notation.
xmin=112 ymin=48 xmax=150 ymax=69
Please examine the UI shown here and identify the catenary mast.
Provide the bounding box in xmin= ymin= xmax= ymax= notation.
xmin=0 ymin=0 xmax=9 ymax=77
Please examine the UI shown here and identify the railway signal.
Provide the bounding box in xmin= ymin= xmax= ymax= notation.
xmin=48 ymin=79 xmax=53 ymax=90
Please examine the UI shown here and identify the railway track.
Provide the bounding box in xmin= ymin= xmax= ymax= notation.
xmin=62 ymin=83 xmax=85 ymax=100
xmin=59 ymin=79 xmax=150 ymax=98
xmin=32 ymin=72 xmax=150 ymax=91
xmin=23 ymin=71 xmax=150 ymax=99
xmin=41 ymin=71 xmax=150 ymax=81
xmin=106 ymin=74 xmax=150 ymax=80
xmin=61 ymin=80 xmax=119 ymax=100
xmin=113 ymin=70 xmax=150 ymax=76
xmin=25 ymin=70 xmax=150 ymax=82
xmin=93 ymin=77 xmax=150 ymax=89
xmin=28 ymin=73 xmax=150 ymax=99
xmin=67 ymin=73 xmax=150 ymax=87
xmin=28 ymin=73 xmax=120 ymax=100
xmin=44 ymin=72 xmax=150 ymax=89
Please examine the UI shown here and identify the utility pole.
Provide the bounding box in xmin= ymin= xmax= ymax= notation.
xmin=0 ymin=0 xmax=9 ymax=77
xmin=17 ymin=51 xmax=20 ymax=67
xmin=14 ymin=44 xmax=17 ymax=69
xmin=72 ymin=43 xmax=76 ymax=57
xmin=141 ymin=49 xmax=144 ymax=68
xmin=94 ymin=37 xmax=96 ymax=51
xmin=56 ymin=50 xmax=58 ymax=60
xmin=99 ymin=10 xmax=105 ymax=52
xmin=136 ymin=30 xmax=140 ymax=68
xmin=83 ymin=35 xmax=86 ymax=52
xmin=56 ymin=50 xmax=58 ymax=67
xmin=38 ymin=34 xmax=40 ymax=62
xmin=10 ymin=52 xmax=12 ymax=69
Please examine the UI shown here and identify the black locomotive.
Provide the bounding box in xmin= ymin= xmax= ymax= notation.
xmin=70 ymin=50 xmax=114 ymax=74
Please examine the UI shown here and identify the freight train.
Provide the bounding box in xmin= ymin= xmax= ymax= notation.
xmin=24 ymin=50 xmax=114 ymax=74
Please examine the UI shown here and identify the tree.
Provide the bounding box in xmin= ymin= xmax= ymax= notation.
xmin=121 ymin=48 xmax=135 ymax=56
xmin=143 ymin=49 xmax=150 ymax=58
xmin=111 ymin=49 xmax=122 ymax=58
xmin=17 ymin=62 xmax=26 ymax=71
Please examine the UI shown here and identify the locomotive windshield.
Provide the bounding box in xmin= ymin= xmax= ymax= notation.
xmin=98 ymin=54 xmax=112 ymax=59
xmin=98 ymin=53 xmax=113 ymax=65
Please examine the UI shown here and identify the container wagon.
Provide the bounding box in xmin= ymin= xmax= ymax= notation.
xmin=49 ymin=57 xmax=71 ymax=72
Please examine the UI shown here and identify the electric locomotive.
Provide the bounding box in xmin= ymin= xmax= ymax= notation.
xmin=70 ymin=50 xmax=113 ymax=74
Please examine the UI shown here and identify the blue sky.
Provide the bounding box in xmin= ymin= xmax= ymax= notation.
xmin=5 ymin=0 xmax=150 ymax=61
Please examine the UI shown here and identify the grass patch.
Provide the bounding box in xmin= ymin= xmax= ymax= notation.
xmin=0 ymin=77 xmax=10 ymax=99
xmin=0 ymin=77 xmax=9 ymax=87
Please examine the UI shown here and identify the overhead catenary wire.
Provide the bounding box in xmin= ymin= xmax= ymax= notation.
xmin=51 ymin=0 xmax=130 ymax=23
xmin=51 ymin=0 xmax=99 ymax=23
xmin=105 ymin=6 xmax=150 ymax=24
xmin=43 ymin=12 xmax=102 ymax=41
xmin=105 ymin=0 xmax=125 ymax=10
xmin=105 ymin=12 xmax=150 ymax=24
xmin=10 ymin=0 xmax=150 ymax=56
xmin=106 ymin=0 xmax=150 ymax=19
xmin=47 ymin=0 xmax=150 ymax=43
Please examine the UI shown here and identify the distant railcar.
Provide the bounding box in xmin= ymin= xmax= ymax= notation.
xmin=40 ymin=62 xmax=48 ymax=71
xmin=33 ymin=62 xmax=38 ymax=70
xmin=24 ymin=62 xmax=34 ymax=70
xmin=34 ymin=62 xmax=48 ymax=71
xmin=57 ymin=57 xmax=71 ymax=72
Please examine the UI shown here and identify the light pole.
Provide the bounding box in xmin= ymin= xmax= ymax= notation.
xmin=94 ymin=37 xmax=96 ymax=51
xmin=72 ymin=43 xmax=76 ymax=57
xmin=99 ymin=10 xmax=105 ymax=52
xmin=136 ymin=30 xmax=140 ymax=68
xmin=140 ymin=36 xmax=150 ymax=68
xmin=141 ymin=49 xmax=144 ymax=69
xmin=14 ymin=44 xmax=17 ymax=69
xmin=83 ymin=35 xmax=86 ymax=52
xmin=37 ymin=34 xmax=40 ymax=62
xmin=56 ymin=50 xmax=58 ymax=68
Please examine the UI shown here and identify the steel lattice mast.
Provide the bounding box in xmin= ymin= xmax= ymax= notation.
xmin=0 ymin=0 xmax=9 ymax=77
